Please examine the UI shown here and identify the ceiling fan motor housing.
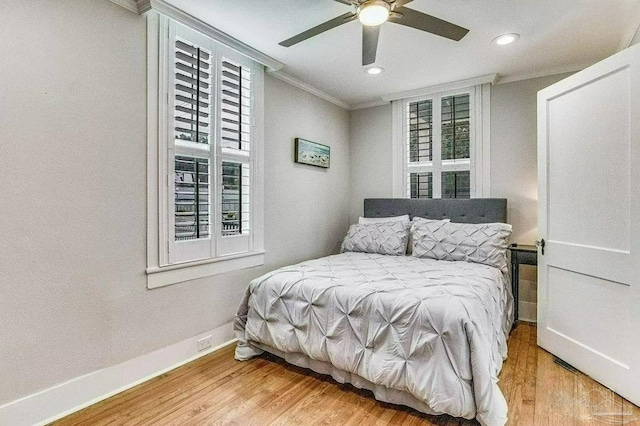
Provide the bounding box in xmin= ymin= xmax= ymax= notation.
xmin=357 ymin=0 xmax=391 ymax=26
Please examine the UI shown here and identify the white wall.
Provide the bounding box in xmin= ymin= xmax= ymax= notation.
xmin=0 ymin=0 xmax=350 ymax=407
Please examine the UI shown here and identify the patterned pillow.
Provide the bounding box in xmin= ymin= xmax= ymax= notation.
xmin=411 ymin=220 xmax=512 ymax=272
xmin=341 ymin=221 xmax=411 ymax=256
xmin=358 ymin=214 xmax=410 ymax=224
xmin=407 ymin=217 xmax=450 ymax=255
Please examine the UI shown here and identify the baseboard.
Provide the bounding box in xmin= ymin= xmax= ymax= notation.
xmin=0 ymin=321 xmax=236 ymax=426
xmin=519 ymin=301 xmax=537 ymax=323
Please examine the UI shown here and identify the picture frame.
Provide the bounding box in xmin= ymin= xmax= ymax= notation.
xmin=294 ymin=138 xmax=330 ymax=169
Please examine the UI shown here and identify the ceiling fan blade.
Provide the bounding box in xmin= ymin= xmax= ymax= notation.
xmin=279 ymin=12 xmax=357 ymax=47
xmin=393 ymin=0 xmax=414 ymax=7
xmin=390 ymin=7 xmax=469 ymax=41
xmin=362 ymin=25 xmax=380 ymax=66
xmin=330 ymin=0 xmax=354 ymax=5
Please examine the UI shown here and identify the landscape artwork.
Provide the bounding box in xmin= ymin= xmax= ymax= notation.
xmin=294 ymin=138 xmax=330 ymax=168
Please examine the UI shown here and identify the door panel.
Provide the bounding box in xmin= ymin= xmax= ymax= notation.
xmin=538 ymin=44 xmax=640 ymax=405
xmin=547 ymin=67 xmax=630 ymax=253
xmin=547 ymin=266 xmax=630 ymax=367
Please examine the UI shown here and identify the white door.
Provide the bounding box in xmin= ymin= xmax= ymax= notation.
xmin=538 ymin=43 xmax=640 ymax=405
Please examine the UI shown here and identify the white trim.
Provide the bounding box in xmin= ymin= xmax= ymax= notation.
xmin=137 ymin=0 xmax=283 ymax=71
xmin=391 ymin=100 xmax=404 ymax=198
xmin=147 ymin=251 xmax=265 ymax=288
xmin=618 ymin=8 xmax=640 ymax=52
xmin=108 ymin=0 xmax=139 ymax=13
xmin=267 ymin=70 xmax=351 ymax=110
xmin=147 ymin=11 xmax=161 ymax=274
xmin=495 ymin=63 xmax=588 ymax=85
xmin=480 ymin=83 xmax=491 ymax=196
xmin=0 ymin=322 xmax=237 ymax=426
xmin=349 ymin=99 xmax=391 ymax=110
xmin=147 ymin=14 xmax=266 ymax=287
xmin=381 ymin=74 xmax=498 ymax=102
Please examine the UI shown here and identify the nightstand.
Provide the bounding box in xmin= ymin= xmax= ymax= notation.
xmin=507 ymin=244 xmax=538 ymax=323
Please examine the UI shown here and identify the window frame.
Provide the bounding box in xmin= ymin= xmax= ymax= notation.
xmin=146 ymin=12 xmax=264 ymax=289
xmin=392 ymin=83 xmax=491 ymax=199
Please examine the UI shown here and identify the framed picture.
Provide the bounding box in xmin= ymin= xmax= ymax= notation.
xmin=294 ymin=138 xmax=330 ymax=169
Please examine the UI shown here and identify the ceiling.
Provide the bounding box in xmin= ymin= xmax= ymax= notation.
xmin=165 ymin=0 xmax=640 ymax=107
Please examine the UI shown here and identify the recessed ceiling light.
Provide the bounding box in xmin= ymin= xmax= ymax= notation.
xmin=365 ymin=66 xmax=385 ymax=75
xmin=493 ymin=33 xmax=520 ymax=46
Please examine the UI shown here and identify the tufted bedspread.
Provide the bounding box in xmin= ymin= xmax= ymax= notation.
xmin=234 ymin=252 xmax=513 ymax=426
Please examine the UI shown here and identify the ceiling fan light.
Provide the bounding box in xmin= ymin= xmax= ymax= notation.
xmin=493 ymin=33 xmax=520 ymax=45
xmin=358 ymin=2 xmax=390 ymax=26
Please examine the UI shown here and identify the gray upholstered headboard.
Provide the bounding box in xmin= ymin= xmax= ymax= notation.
xmin=363 ymin=198 xmax=507 ymax=224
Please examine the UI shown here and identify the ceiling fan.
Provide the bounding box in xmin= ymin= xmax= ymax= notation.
xmin=279 ymin=0 xmax=469 ymax=67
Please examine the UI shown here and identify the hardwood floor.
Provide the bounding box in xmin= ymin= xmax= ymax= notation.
xmin=52 ymin=323 xmax=639 ymax=425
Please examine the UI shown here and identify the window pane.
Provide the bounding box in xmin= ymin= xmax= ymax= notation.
xmin=409 ymin=172 xmax=433 ymax=199
xmin=222 ymin=162 xmax=242 ymax=236
xmin=408 ymin=100 xmax=433 ymax=163
xmin=441 ymin=94 xmax=470 ymax=160
xmin=174 ymin=39 xmax=212 ymax=144
xmin=175 ymin=156 xmax=210 ymax=240
xmin=442 ymin=171 xmax=470 ymax=199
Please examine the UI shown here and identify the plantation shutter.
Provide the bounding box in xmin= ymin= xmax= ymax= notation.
xmin=165 ymin=19 xmax=261 ymax=264
xmin=405 ymin=91 xmax=473 ymax=199
xmin=219 ymin=56 xmax=252 ymax=244
xmin=173 ymin=37 xmax=212 ymax=242
xmin=440 ymin=93 xmax=471 ymax=198
xmin=406 ymin=98 xmax=435 ymax=199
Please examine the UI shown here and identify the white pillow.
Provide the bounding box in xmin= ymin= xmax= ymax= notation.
xmin=358 ymin=215 xmax=410 ymax=224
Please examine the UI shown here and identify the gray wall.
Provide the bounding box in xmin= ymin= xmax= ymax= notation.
xmin=0 ymin=0 xmax=350 ymax=405
xmin=490 ymin=73 xmax=572 ymax=244
xmin=490 ymin=73 xmax=572 ymax=318
xmin=349 ymin=105 xmax=394 ymax=223
xmin=631 ymin=28 xmax=640 ymax=46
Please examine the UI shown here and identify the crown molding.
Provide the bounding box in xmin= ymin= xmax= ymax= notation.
xmin=109 ymin=0 xmax=284 ymax=71
xmin=348 ymin=99 xmax=390 ymax=110
xmin=267 ymin=71 xmax=351 ymax=110
xmin=495 ymin=63 xmax=588 ymax=85
xmin=380 ymin=74 xmax=498 ymax=102
xmin=108 ymin=0 xmax=139 ymax=14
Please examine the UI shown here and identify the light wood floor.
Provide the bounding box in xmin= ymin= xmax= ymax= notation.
xmin=53 ymin=323 xmax=639 ymax=425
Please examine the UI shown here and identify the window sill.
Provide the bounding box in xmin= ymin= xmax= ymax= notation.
xmin=146 ymin=250 xmax=265 ymax=289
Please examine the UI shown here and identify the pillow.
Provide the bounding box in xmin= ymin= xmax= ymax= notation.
xmin=341 ymin=221 xmax=411 ymax=256
xmin=411 ymin=220 xmax=512 ymax=272
xmin=412 ymin=217 xmax=451 ymax=223
xmin=358 ymin=215 xmax=409 ymax=224
xmin=407 ymin=217 xmax=450 ymax=255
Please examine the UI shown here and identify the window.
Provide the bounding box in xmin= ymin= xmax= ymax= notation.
xmin=146 ymin=14 xmax=265 ymax=288
xmin=393 ymin=84 xmax=490 ymax=199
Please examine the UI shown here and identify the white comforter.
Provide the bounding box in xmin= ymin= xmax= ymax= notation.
xmin=234 ymin=252 xmax=512 ymax=426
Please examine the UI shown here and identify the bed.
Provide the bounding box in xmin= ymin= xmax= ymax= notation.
xmin=234 ymin=198 xmax=512 ymax=426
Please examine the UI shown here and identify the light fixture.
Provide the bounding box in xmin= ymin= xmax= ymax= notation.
xmin=358 ymin=1 xmax=391 ymax=26
xmin=493 ymin=33 xmax=520 ymax=46
xmin=365 ymin=66 xmax=385 ymax=75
